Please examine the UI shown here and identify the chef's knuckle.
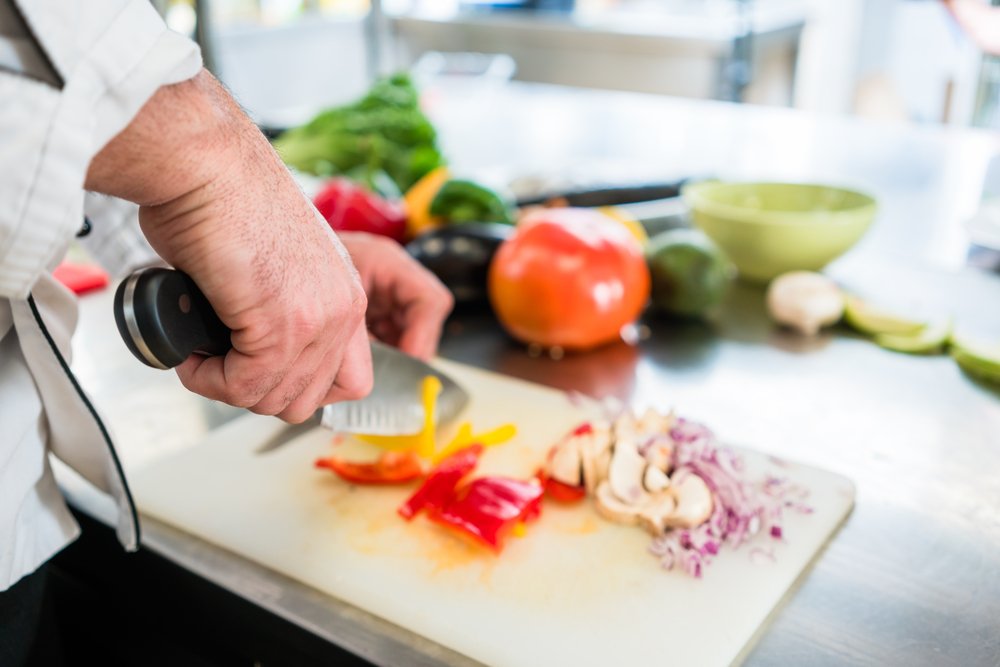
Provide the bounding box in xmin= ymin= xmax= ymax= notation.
xmin=352 ymin=290 xmax=368 ymax=318
xmin=437 ymin=284 xmax=455 ymax=311
xmin=290 ymin=309 xmax=325 ymax=341
xmin=247 ymin=391 xmax=287 ymax=416
xmin=342 ymin=369 xmax=374 ymax=402
xmin=339 ymin=291 xmax=368 ymax=326
xmin=227 ymin=394 xmax=258 ymax=409
xmin=227 ymin=373 xmax=273 ymax=407
xmin=281 ymin=404 xmax=315 ymax=424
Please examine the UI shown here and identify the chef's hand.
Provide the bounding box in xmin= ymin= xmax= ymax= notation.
xmin=338 ymin=232 xmax=454 ymax=361
xmin=85 ymin=70 xmax=373 ymax=422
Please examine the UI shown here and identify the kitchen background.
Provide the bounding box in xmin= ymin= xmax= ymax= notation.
xmin=151 ymin=0 xmax=994 ymax=130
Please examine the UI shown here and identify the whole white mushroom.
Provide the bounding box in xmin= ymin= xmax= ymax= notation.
xmin=766 ymin=271 xmax=845 ymax=335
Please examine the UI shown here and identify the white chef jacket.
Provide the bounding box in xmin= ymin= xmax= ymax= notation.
xmin=0 ymin=0 xmax=202 ymax=591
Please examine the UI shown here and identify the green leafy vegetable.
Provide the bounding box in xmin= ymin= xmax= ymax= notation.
xmin=273 ymin=73 xmax=445 ymax=192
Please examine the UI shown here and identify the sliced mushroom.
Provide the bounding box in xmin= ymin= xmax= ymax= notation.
xmin=635 ymin=407 xmax=674 ymax=437
xmin=637 ymin=491 xmax=677 ymax=536
xmin=547 ymin=436 xmax=582 ymax=487
xmin=594 ymin=481 xmax=641 ymax=526
xmin=607 ymin=437 xmax=650 ymax=506
xmin=643 ymin=437 xmax=674 ymax=475
xmin=642 ymin=465 xmax=670 ymax=494
xmin=579 ymin=422 xmax=613 ymax=494
xmin=665 ymin=474 xmax=714 ymax=529
xmin=591 ymin=445 xmax=613 ymax=490
xmin=613 ymin=411 xmax=640 ymax=444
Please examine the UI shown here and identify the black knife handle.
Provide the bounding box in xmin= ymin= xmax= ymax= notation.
xmin=113 ymin=268 xmax=232 ymax=369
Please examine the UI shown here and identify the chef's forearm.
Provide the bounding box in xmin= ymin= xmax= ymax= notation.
xmin=84 ymin=69 xmax=256 ymax=209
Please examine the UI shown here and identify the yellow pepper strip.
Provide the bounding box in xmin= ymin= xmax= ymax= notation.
xmin=511 ymin=522 xmax=527 ymax=538
xmin=598 ymin=205 xmax=648 ymax=247
xmin=404 ymin=166 xmax=450 ymax=240
xmin=417 ymin=376 xmax=442 ymax=460
xmin=433 ymin=422 xmax=517 ymax=463
xmin=357 ymin=376 xmax=442 ymax=458
xmin=436 ymin=422 xmax=474 ymax=460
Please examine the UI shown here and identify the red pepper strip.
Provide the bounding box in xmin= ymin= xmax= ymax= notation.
xmin=535 ymin=467 xmax=587 ymax=504
xmin=544 ymin=478 xmax=587 ymax=504
xmin=429 ymin=477 xmax=544 ymax=551
xmin=315 ymin=450 xmax=424 ymax=485
xmin=398 ymin=445 xmax=484 ymax=520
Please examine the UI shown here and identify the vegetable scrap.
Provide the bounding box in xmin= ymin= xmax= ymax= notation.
xmin=314 ymin=450 xmax=424 ymax=485
xmin=542 ymin=409 xmax=812 ymax=577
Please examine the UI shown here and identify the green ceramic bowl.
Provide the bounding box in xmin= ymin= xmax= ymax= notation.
xmin=682 ymin=181 xmax=876 ymax=283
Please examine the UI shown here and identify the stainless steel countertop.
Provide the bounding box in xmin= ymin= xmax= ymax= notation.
xmin=67 ymin=82 xmax=1000 ymax=666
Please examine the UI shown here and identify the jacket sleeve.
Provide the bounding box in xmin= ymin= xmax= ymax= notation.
xmin=0 ymin=0 xmax=202 ymax=299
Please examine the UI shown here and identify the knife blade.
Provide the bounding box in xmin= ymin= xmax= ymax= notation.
xmin=113 ymin=267 xmax=468 ymax=442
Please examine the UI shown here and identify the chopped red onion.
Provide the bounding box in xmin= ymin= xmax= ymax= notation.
xmin=649 ymin=419 xmax=812 ymax=577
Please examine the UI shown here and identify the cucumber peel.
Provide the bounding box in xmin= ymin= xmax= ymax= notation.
xmin=951 ymin=335 xmax=1000 ymax=385
xmin=875 ymin=318 xmax=952 ymax=354
xmin=843 ymin=295 xmax=926 ymax=336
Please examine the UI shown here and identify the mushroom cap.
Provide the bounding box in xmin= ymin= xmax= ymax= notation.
xmin=594 ymin=481 xmax=641 ymax=525
xmin=637 ymin=491 xmax=678 ymax=536
xmin=579 ymin=423 xmax=613 ymax=493
xmin=607 ymin=437 xmax=651 ymax=506
xmin=547 ymin=435 xmax=583 ymax=487
xmin=665 ymin=473 xmax=714 ymax=529
xmin=642 ymin=465 xmax=671 ymax=494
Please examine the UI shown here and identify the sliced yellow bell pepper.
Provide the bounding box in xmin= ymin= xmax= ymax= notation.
xmin=598 ymin=205 xmax=648 ymax=247
xmin=358 ymin=376 xmax=442 ymax=458
xmin=404 ymin=166 xmax=450 ymax=239
xmin=433 ymin=422 xmax=517 ymax=463
xmin=357 ymin=374 xmax=515 ymax=462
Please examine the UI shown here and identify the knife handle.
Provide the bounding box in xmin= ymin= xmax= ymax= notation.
xmin=113 ymin=267 xmax=232 ymax=369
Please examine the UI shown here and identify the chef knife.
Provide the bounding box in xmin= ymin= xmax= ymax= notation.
xmin=112 ymin=267 xmax=469 ymax=438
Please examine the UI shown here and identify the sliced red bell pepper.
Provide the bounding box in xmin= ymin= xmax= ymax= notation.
xmin=429 ymin=476 xmax=544 ymax=551
xmin=544 ymin=478 xmax=587 ymax=504
xmin=315 ymin=450 xmax=424 ymax=485
xmin=313 ymin=177 xmax=407 ymax=243
xmin=535 ymin=467 xmax=587 ymax=504
xmin=398 ymin=444 xmax=483 ymax=519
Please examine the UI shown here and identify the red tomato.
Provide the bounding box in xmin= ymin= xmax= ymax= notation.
xmin=315 ymin=450 xmax=424 ymax=485
xmin=313 ymin=178 xmax=407 ymax=243
xmin=488 ymin=208 xmax=650 ymax=351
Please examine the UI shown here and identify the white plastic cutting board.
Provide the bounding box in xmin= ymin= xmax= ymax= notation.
xmin=132 ymin=360 xmax=855 ymax=667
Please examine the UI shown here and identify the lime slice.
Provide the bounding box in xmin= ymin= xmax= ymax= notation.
xmin=951 ymin=335 xmax=1000 ymax=384
xmin=874 ymin=318 xmax=951 ymax=354
xmin=843 ymin=296 xmax=926 ymax=336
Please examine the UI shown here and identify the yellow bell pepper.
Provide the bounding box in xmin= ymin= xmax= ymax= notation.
xmin=433 ymin=422 xmax=517 ymax=463
xmin=358 ymin=376 xmax=442 ymax=458
xmin=357 ymin=374 xmax=516 ymax=462
xmin=403 ymin=166 xmax=450 ymax=239
xmin=598 ymin=205 xmax=648 ymax=247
